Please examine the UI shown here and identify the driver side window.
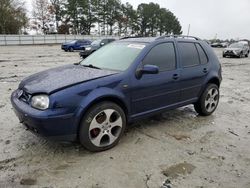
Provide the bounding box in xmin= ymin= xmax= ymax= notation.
xmin=142 ymin=42 xmax=176 ymax=71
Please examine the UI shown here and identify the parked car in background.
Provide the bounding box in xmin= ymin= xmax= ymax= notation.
xmin=61 ymin=39 xmax=92 ymax=52
xmin=79 ymin=38 xmax=115 ymax=58
xmin=211 ymin=42 xmax=223 ymax=48
xmin=238 ymin=41 xmax=250 ymax=53
xmin=221 ymin=42 xmax=229 ymax=48
xmin=223 ymin=42 xmax=249 ymax=58
xmin=11 ymin=35 xmax=222 ymax=151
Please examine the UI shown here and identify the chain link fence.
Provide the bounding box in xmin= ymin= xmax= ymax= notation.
xmin=0 ymin=35 xmax=118 ymax=46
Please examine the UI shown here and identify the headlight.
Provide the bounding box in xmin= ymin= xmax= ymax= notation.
xmin=31 ymin=94 xmax=49 ymax=110
xmin=234 ymin=49 xmax=241 ymax=54
xmin=85 ymin=47 xmax=91 ymax=51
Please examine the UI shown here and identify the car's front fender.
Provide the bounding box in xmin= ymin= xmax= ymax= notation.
xmin=74 ymin=87 xmax=129 ymax=129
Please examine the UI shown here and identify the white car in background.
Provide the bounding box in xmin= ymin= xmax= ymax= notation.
xmin=223 ymin=42 xmax=249 ymax=58
xmin=238 ymin=41 xmax=250 ymax=53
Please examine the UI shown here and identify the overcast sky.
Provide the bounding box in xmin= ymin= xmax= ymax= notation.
xmin=25 ymin=0 xmax=250 ymax=39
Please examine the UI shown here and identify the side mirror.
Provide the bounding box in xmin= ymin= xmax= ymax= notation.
xmin=135 ymin=64 xmax=159 ymax=79
xmin=100 ymin=42 xmax=105 ymax=46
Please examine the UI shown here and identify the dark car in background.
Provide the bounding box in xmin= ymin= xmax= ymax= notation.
xmin=79 ymin=38 xmax=115 ymax=58
xmin=223 ymin=42 xmax=249 ymax=58
xmin=61 ymin=39 xmax=92 ymax=52
xmin=11 ymin=35 xmax=222 ymax=152
xmin=211 ymin=42 xmax=224 ymax=48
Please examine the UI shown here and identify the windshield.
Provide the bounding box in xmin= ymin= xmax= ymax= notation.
xmin=80 ymin=42 xmax=145 ymax=71
xmin=229 ymin=43 xmax=243 ymax=48
xmin=91 ymin=39 xmax=102 ymax=45
xmin=69 ymin=40 xmax=77 ymax=43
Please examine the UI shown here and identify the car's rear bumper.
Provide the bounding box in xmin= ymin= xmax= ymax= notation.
xmin=11 ymin=90 xmax=77 ymax=141
xmin=79 ymin=50 xmax=92 ymax=57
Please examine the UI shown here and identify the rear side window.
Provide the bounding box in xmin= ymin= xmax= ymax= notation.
xmin=196 ymin=44 xmax=208 ymax=64
xmin=178 ymin=42 xmax=200 ymax=67
xmin=143 ymin=43 xmax=176 ymax=71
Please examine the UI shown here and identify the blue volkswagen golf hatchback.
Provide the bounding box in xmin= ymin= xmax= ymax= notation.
xmin=11 ymin=35 xmax=222 ymax=151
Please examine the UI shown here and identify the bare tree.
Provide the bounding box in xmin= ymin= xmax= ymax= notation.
xmin=49 ymin=0 xmax=65 ymax=31
xmin=32 ymin=0 xmax=50 ymax=34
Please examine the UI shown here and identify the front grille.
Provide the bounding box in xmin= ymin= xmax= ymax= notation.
xmin=19 ymin=90 xmax=31 ymax=103
xmin=225 ymin=50 xmax=234 ymax=55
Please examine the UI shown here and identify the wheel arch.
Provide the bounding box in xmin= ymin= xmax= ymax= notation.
xmin=85 ymin=96 xmax=128 ymax=117
xmin=76 ymin=95 xmax=129 ymax=138
xmin=207 ymin=77 xmax=221 ymax=88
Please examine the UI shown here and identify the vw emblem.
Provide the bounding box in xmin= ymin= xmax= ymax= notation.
xmin=17 ymin=89 xmax=23 ymax=98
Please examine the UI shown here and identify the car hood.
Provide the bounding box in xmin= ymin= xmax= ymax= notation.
xmin=19 ymin=64 xmax=118 ymax=94
xmin=225 ymin=47 xmax=241 ymax=51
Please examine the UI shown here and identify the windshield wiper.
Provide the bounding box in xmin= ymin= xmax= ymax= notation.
xmin=82 ymin=64 xmax=102 ymax=69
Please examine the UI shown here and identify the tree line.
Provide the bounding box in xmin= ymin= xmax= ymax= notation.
xmin=0 ymin=0 xmax=182 ymax=36
xmin=0 ymin=0 xmax=28 ymax=34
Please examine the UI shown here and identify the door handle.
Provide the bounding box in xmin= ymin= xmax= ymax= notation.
xmin=203 ymin=68 xmax=208 ymax=73
xmin=172 ymin=74 xmax=179 ymax=80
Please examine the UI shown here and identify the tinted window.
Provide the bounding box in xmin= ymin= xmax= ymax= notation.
xmin=78 ymin=40 xmax=86 ymax=44
xmin=196 ymin=44 xmax=208 ymax=64
xmin=108 ymin=39 xmax=114 ymax=43
xmin=178 ymin=42 xmax=200 ymax=67
xmin=143 ymin=43 xmax=176 ymax=71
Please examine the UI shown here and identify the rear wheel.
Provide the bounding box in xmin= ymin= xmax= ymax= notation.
xmin=79 ymin=101 xmax=126 ymax=152
xmin=194 ymin=84 xmax=220 ymax=116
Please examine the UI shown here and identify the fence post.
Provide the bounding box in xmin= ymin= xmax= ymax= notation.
xmin=4 ymin=35 xmax=7 ymax=45
xmin=19 ymin=35 xmax=21 ymax=45
xmin=32 ymin=35 xmax=34 ymax=45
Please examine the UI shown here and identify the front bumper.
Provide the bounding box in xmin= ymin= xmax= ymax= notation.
xmin=223 ymin=51 xmax=240 ymax=57
xmin=11 ymin=90 xmax=77 ymax=141
xmin=61 ymin=45 xmax=68 ymax=50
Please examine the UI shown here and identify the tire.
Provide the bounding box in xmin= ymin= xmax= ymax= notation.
xmin=238 ymin=52 xmax=243 ymax=58
xmin=79 ymin=101 xmax=126 ymax=152
xmin=194 ymin=84 xmax=220 ymax=116
xmin=69 ymin=47 xmax=74 ymax=52
xmin=223 ymin=54 xmax=226 ymax=58
xmin=246 ymin=51 xmax=249 ymax=57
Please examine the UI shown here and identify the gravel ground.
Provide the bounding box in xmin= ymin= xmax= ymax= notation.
xmin=0 ymin=45 xmax=250 ymax=188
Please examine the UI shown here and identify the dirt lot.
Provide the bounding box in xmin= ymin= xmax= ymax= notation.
xmin=0 ymin=45 xmax=250 ymax=188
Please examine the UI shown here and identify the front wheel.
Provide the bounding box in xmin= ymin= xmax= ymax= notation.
xmin=79 ymin=101 xmax=126 ymax=152
xmin=194 ymin=84 xmax=220 ymax=116
xmin=69 ymin=47 xmax=74 ymax=52
xmin=238 ymin=52 xmax=243 ymax=58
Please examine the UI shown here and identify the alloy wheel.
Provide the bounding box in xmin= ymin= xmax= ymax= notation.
xmin=205 ymin=87 xmax=219 ymax=112
xmin=88 ymin=109 xmax=123 ymax=147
